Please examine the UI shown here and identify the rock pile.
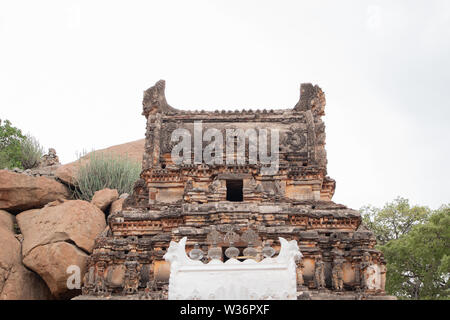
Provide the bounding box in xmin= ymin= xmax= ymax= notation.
xmin=0 ymin=210 xmax=52 ymax=300
xmin=0 ymin=170 xmax=70 ymax=213
xmin=39 ymin=148 xmax=60 ymax=167
xmin=0 ymin=167 xmax=123 ymax=299
xmin=0 ymin=139 xmax=143 ymax=300
xmin=17 ymin=200 xmax=106 ymax=298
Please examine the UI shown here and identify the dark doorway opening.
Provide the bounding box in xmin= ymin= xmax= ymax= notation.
xmin=226 ymin=179 xmax=243 ymax=202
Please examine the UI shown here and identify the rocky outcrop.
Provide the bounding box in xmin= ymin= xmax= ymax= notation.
xmin=91 ymin=188 xmax=119 ymax=212
xmin=17 ymin=200 xmax=106 ymax=256
xmin=55 ymin=139 xmax=144 ymax=186
xmin=0 ymin=211 xmax=52 ymax=300
xmin=110 ymin=198 xmax=125 ymax=215
xmin=5 ymin=166 xmax=60 ymax=178
xmin=53 ymin=163 xmax=78 ymax=186
xmin=23 ymin=242 xmax=88 ymax=299
xmin=16 ymin=200 xmax=106 ymax=298
xmin=0 ymin=210 xmax=15 ymax=232
xmin=0 ymin=170 xmax=70 ymax=213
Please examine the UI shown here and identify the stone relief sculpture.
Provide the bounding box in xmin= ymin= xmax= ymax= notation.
xmin=208 ymin=176 xmax=221 ymax=194
xmin=123 ymin=258 xmax=140 ymax=295
xmin=314 ymin=256 xmax=326 ymax=290
xmin=284 ymin=127 xmax=307 ymax=152
xmin=274 ymin=180 xmax=285 ymax=197
xmin=332 ymin=259 xmax=344 ymax=291
xmin=296 ymin=260 xmax=305 ymax=288
xmin=360 ymin=252 xmax=371 ymax=290
xmin=184 ymin=179 xmax=193 ymax=193
xmin=248 ymin=176 xmax=263 ymax=193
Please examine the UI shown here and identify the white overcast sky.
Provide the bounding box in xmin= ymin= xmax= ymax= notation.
xmin=1 ymin=0 xmax=449 ymax=210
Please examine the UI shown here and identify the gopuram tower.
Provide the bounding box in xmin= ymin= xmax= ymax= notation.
xmin=79 ymin=80 xmax=393 ymax=300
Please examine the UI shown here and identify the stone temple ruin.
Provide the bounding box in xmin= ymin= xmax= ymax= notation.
xmin=80 ymin=80 xmax=393 ymax=300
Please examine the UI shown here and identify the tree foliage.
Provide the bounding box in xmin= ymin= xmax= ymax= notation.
xmin=362 ymin=199 xmax=449 ymax=300
xmin=0 ymin=119 xmax=25 ymax=169
xmin=0 ymin=119 xmax=45 ymax=170
xmin=361 ymin=197 xmax=430 ymax=245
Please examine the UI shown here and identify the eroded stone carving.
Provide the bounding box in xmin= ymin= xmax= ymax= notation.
xmin=142 ymin=80 xmax=178 ymax=116
xmin=332 ymin=258 xmax=344 ymax=291
xmin=284 ymin=127 xmax=307 ymax=152
xmin=314 ymin=256 xmax=326 ymax=290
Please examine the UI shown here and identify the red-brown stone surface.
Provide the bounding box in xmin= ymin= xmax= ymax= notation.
xmin=0 ymin=170 xmax=70 ymax=213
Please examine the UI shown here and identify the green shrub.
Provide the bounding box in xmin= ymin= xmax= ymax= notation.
xmin=74 ymin=152 xmax=141 ymax=201
xmin=0 ymin=119 xmax=25 ymax=169
xmin=19 ymin=134 xmax=44 ymax=169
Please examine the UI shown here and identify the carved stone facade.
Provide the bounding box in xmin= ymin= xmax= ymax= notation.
xmin=79 ymin=80 xmax=390 ymax=299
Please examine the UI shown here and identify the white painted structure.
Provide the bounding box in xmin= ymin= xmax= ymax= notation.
xmin=163 ymin=237 xmax=302 ymax=300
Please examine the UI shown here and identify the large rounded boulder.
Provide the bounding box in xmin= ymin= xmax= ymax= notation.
xmin=17 ymin=200 xmax=106 ymax=256
xmin=0 ymin=170 xmax=69 ymax=213
xmin=91 ymin=188 xmax=119 ymax=212
xmin=22 ymin=242 xmax=88 ymax=299
xmin=0 ymin=209 xmax=15 ymax=232
xmin=0 ymin=210 xmax=52 ymax=300
xmin=17 ymin=200 xmax=106 ymax=298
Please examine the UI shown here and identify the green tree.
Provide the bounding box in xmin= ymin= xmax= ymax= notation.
xmin=0 ymin=119 xmax=25 ymax=169
xmin=361 ymin=197 xmax=430 ymax=245
xmin=380 ymin=205 xmax=450 ymax=299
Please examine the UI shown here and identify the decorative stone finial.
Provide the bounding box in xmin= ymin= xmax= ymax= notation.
xmin=142 ymin=80 xmax=178 ymax=116
xmin=294 ymin=83 xmax=326 ymax=115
